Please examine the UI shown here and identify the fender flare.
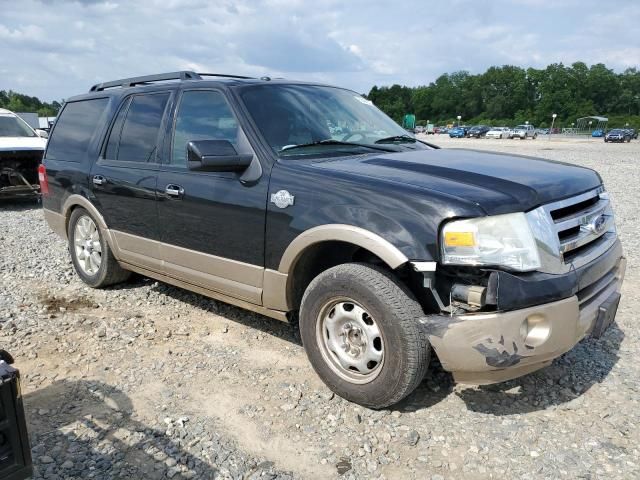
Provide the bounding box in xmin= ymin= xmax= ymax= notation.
xmin=263 ymin=224 xmax=412 ymax=312
xmin=62 ymin=194 xmax=109 ymax=232
xmin=60 ymin=194 xmax=117 ymax=252
xmin=277 ymin=224 xmax=409 ymax=274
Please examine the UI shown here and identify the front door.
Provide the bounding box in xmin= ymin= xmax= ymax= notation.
xmin=90 ymin=91 xmax=172 ymax=271
xmin=156 ymin=89 xmax=268 ymax=304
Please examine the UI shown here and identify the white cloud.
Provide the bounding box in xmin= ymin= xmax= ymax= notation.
xmin=0 ymin=0 xmax=637 ymax=101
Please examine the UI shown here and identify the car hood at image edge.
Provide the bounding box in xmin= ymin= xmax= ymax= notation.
xmin=311 ymin=149 xmax=602 ymax=215
xmin=0 ymin=136 xmax=47 ymax=151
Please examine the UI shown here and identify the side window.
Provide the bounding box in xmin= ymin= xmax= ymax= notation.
xmin=171 ymin=91 xmax=238 ymax=165
xmin=45 ymin=98 xmax=109 ymax=162
xmin=105 ymin=93 xmax=169 ymax=162
xmin=104 ymin=97 xmax=131 ymax=160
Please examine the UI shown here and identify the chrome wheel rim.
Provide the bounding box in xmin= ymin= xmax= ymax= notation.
xmin=316 ymin=298 xmax=384 ymax=384
xmin=74 ymin=215 xmax=102 ymax=275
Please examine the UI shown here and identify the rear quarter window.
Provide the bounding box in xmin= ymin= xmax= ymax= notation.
xmin=45 ymin=97 xmax=109 ymax=162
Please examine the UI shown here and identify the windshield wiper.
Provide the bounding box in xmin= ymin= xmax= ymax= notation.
xmin=279 ymin=139 xmax=396 ymax=154
xmin=374 ymin=135 xmax=416 ymax=144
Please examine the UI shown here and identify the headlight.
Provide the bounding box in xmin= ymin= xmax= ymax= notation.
xmin=441 ymin=212 xmax=541 ymax=271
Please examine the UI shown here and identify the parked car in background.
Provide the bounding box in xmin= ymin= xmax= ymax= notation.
xmin=0 ymin=108 xmax=48 ymax=199
xmin=538 ymin=128 xmax=549 ymax=135
xmin=591 ymin=129 xmax=604 ymax=137
xmin=414 ymin=126 xmax=425 ymax=134
xmin=485 ymin=127 xmax=510 ymax=139
xmin=604 ymin=129 xmax=631 ymax=143
xmin=624 ymin=128 xmax=637 ymax=139
xmin=510 ymin=124 xmax=537 ymax=139
xmin=448 ymin=127 xmax=466 ymax=138
xmin=466 ymin=125 xmax=491 ymax=138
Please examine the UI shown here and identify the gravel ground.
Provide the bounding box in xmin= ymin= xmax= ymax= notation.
xmin=1 ymin=136 xmax=639 ymax=479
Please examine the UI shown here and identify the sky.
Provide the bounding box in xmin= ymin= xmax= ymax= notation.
xmin=1 ymin=0 xmax=639 ymax=102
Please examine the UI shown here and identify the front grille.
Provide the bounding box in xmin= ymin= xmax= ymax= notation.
xmin=545 ymin=188 xmax=617 ymax=269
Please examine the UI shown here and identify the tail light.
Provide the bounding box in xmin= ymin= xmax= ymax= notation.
xmin=38 ymin=164 xmax=49 ymax=195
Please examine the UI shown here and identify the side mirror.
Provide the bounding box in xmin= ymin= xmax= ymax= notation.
xmin=35 ymin=129 xmax=49 ymax=139
xmin=187 ymin=140 xmax=253 ymax=172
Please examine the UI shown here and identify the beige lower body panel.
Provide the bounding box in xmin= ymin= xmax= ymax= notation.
xmin=43 ymin=209 xmax=67 ymax=238
xmin=426 ymin=257 xmax=626 ymax=385
xmin=108 ymin=229 xmax=289 ymax=319
xmin=42 ymin=202 xmax=291 ymax=319
xmin=121 ymin=261 xmax=288 ymax=322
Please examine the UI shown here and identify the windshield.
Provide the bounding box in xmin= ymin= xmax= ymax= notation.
xmin=0 ymin=114 xmax=36 ymax=137
xmin=240 ymin=84 xmax=418 ymax=157
xmin=514 ymin=125 xmax=528 ymax=129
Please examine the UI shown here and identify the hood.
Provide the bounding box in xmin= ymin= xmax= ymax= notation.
xmin=0 ymin=136 xmax=47 ymax=151
xmin=311 ymin=149 xmax=601 ymax=215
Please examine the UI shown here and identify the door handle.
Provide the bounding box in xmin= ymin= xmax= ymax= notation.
xmin=92 ymin=175 xmax=106 ymax=186
xmin=165 ymin=184 xmax=184 ymax=198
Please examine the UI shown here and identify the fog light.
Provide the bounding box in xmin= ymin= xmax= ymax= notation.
xmin=520 ymin=314 xmax=551 ymax=348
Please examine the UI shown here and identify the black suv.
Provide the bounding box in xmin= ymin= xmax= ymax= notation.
xmin=466 ymin=125 xmax=491 ymax=138
xmin=41 ymin=71 xmax=625 ymax=408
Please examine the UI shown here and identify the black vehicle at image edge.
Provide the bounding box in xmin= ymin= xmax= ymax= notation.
xmin=40 ymin=71 xmax=626 ymax=408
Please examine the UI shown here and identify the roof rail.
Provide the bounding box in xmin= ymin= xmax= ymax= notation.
xmin=198 ymin=73 xmax=255 ymax=80
xmin=89 ymin=71 xmax=202 ymax=92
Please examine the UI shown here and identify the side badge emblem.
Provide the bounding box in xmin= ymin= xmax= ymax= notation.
xmin=271 ymin=190 xmax=295 ymax=209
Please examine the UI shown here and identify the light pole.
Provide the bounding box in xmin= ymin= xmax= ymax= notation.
xmin=457 ymin=115 xmax=461 ymax=127
xmin=549 ymin=113 xmax=557 ymax=140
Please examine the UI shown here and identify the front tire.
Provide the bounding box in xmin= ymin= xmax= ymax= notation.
xmin=299 ymin=263 xmax=430 ymax=408
xmin=68 ymin=207 xmax=130 ymax=288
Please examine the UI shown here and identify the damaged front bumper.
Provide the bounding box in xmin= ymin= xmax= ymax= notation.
xmin=422 ymin=254 xmax=626 ymax=385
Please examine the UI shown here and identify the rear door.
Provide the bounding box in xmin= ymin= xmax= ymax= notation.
xmin=156 ymin=88 xmax=268 ymax=304
xmin=90 ymin=91 xmax=172 ymax=272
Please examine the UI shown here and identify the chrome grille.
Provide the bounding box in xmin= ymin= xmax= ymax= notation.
xmin=527 ymin=187 xmax=618 ymax=274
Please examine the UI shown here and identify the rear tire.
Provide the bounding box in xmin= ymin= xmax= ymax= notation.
xmin=299 ymin=263 xmax=430 ymax=408
xmin=68 ymin=207 xmax=130 ymax=288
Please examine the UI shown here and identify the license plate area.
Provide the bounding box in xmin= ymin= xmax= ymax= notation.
xmin=591 ymin=292 xmax=621 ymax=338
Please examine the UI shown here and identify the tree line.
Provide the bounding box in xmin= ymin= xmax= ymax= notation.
xmin=367 ymin=62 xmax=640 ymax=129
xmin=0 ymin=90 xmax=61 ymax=117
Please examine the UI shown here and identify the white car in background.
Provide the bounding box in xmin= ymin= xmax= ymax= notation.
xmin=485 ymin=127 xmax=510 ymax=139
xmin=0 ymin=108 xmax=48 ymax=199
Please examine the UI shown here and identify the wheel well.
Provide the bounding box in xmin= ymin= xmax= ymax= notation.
xmin=288 ymin=241 xmax=394 ymax=311
xmin=64 ymin=204 xmax=79 ymax=235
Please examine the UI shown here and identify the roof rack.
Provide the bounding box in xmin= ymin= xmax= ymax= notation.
xmin=198 ymin=73 xmax=255 ymax=80
xmin=90 ymin=71 xmax=201 ymax=91
xmin=89 ymin=71 xmax=256 ymax=92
